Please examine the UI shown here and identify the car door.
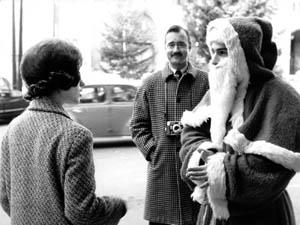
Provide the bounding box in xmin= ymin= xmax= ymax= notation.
xmin=0 ymin=77 xmax=28 ymax=120
xmin=67 ymin=85 xmax=110 ymax=138
xmin=108 ymin=84 xmax=137 ymax=137
xmin=0 ymin=91 xmax=7 ymax=116
xmin=4 ymin=90 xmax=28 ymax=114
xmin=0 ymin=78 xmax=11 ymax=116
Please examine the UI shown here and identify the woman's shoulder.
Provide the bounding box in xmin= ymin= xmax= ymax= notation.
xmin=65 ymin=119 xmax=93 ymax=138
xmin=52 ymin=118 xmax=94 ymax=150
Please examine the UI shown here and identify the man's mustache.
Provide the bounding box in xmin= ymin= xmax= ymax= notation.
xmin=172 ymin=52 xmax=183 ymax=57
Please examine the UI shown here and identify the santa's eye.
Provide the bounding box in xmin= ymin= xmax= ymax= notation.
xmin=216 ymin=48 xmax=228 ymax=57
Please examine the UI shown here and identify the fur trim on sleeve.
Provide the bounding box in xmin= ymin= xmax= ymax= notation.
xmin=187 ymin=150 xmax=207 ymax=203
xmin=206 ymin=152 xmax=230 ymax=220
xmin=187 ymin=141 xmax=222 ymax=204
xmin=224 ymin=129 xmax=300 ymax=172
xmin=224 ymin=129 xmax=250 ymax=154
xmin=245 ymin=141 xmax=300 ymax=172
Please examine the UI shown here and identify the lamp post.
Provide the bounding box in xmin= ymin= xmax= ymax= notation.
xmin=11 ymin=0 xmax=23 ymax=90
xmin=12 ymin=0 xmax=17 ymax=89
xmin=17 ymin=0 xmax=23 ymax=90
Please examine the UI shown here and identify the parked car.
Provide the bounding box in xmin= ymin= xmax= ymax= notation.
xmin=0 ymin=77 xmax=29 ymax=123
xmin=65 ymin=80 xmax=138 ymax=143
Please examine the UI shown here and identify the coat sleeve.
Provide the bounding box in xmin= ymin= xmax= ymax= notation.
xmin=64 ymin=128 xmax=127 ymax=225
xmin=205 ymin=146 xmax=295 ymax=220
xmin=0 ymin=131 xmax=10 ymax=216
xmin=130 ymin=82 xmax=157 ymax=161
xmin=180 ymin=122 xmax=296 ymax=220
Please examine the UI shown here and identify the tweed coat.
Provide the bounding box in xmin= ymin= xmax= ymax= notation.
xmin=130 ymin=63 xmax=208 ymax=224
xmin=0 ymin=97 xmax=126 ymax=225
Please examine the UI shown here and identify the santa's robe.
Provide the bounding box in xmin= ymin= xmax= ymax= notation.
xmin=180 ymin=77 xmax=300 ymax=225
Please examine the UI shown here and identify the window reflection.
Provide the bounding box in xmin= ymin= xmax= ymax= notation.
xmin=80 ymin=86 xmax=106 ymax=103
xmin=111 ymin=85 xmax=136 ymax=102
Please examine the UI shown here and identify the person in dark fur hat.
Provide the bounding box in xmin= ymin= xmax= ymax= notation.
xmin=179 ymin=17 xmax=300 ymax=225
xmin=0 ymin=38 xmax=127 ymax=225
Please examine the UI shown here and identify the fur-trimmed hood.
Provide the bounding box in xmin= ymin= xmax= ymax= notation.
xmin=207 ymin=17 xmax=277 ymax=85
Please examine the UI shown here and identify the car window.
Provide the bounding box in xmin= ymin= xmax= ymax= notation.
xmin=80 ymin=86 xmax=106 ymax=103
xmin=111 ymin=85 xmax=136 ymax=102
xmin=0 ymin=77 xmax=11 ymax=92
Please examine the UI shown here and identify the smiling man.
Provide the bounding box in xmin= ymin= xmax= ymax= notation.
xmin=180 ymin=17 xmax=300 ymax=225
xmin=130 ymin=25 xmax=209 ymax=225
xmin=165 ymin=27 xmax=190 ymax=72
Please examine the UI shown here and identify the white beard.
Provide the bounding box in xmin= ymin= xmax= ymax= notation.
xmin=181 ymin=42 xmax=249 ymax=149
xmin=208 ymin=59 xmax=238 ymax=148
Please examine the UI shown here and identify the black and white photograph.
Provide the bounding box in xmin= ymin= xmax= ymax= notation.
xmin=1 ymin=0 xmax=300 ymax=224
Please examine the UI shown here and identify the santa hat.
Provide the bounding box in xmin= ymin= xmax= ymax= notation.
xmin=181 ymin=17 xmax=278 ymax=130
xmin=206 ymin=17 xmax=277 ymax=85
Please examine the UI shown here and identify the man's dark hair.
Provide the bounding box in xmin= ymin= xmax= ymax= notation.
xmin=165 ymin=25 xmax=191 ymax=49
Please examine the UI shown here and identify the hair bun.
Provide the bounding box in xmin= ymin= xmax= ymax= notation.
xmin=24 ymin=80 xmax=50 ymax=101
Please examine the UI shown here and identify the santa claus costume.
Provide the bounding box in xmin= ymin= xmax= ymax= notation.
xmin=180 ymin=17 xmax=300 ymax=225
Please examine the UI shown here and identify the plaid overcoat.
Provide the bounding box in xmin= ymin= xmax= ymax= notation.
xmin=130 ymin=63 xmax=208 ymax=224
xmin=0 ymin=97 xmax=126 ymax=225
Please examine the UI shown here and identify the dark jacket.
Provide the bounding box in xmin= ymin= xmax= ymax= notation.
xmin=180 ymin=78 xmax=300 ymax=225
xmin=0 ymin=97 xmax=126 ymax=225
xmin=130 ymin=63 xmax=208 ymax=224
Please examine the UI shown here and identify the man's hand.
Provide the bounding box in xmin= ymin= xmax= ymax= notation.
xmin=186 ymin=165 xmax=209 ymax=188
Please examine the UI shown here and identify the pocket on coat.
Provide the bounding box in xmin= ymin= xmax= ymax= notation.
xmin=149 ymin=140 xmax=158 ymax=165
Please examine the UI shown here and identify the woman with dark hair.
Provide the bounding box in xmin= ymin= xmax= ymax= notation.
xmin=0 ymin=39 xmax=127 ymax=225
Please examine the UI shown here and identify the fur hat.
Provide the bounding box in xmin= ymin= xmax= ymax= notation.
xmin=206 ymin=17 xmax=277 ymax=85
